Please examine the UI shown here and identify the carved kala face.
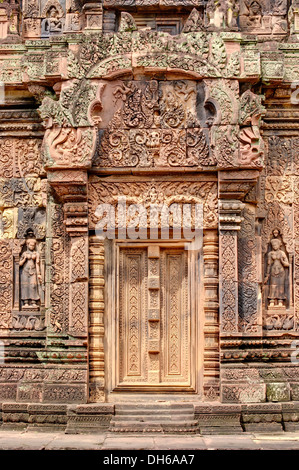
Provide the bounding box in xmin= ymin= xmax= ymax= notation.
xmin=146 ymin=132 xmax=159 ymax=149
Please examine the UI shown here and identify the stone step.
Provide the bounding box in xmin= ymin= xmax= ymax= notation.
xmin=110 ymin=403 xmax=197 ymax=434
xmin=110 ymin=419 xmax=197 ymax=425
xmin=112 ymin=414 xmax=195 ymax=422
xmin=115 ymin=409 xmax=194 ymax=416
xmin=109 ymin=422 xmax=198 ymax=433
xmin=115 ymin=403 xmax=194 ymax=410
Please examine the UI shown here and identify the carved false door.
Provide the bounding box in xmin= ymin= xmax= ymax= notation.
xmin=114 ymin=243 xmax=197 ymax=392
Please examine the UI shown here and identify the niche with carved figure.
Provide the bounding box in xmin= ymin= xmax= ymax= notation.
xmin=263 ymin=228 xmax=294 ymax=331
xmin=12 ymin=229 xmax=45 ymax=332
xmin=41 ymin=0 xmax=65 ymax=37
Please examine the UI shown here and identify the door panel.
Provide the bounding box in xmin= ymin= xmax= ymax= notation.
xmin=160 ymin=250 xmax=190 ymax=384
xmin=118 ymin=248 xmax=148 ymax=384
xmin=116 ymin=244 xmax=195 ymax=392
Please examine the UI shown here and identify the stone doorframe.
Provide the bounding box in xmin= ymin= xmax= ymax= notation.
xmin=89 ymin=230 xmax=219 ymax=403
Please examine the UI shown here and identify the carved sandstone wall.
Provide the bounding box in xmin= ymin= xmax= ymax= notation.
xmin=0 ymin=0 xmax=298 ymax=409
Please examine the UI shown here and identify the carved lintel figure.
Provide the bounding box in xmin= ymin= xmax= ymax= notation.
xmin=19 ymin=237 xmax=42 ymax=309
xmin=41 ymin=6 xmax=63 ymax=38
xmin=271 ymin=0 xmax=287 ymax=15
xmin=264 ymin=235 xmax=289 ymax=308
xmin=246 ymin=0 xmax=262 ymax=28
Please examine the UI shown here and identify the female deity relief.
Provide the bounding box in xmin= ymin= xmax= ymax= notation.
xmin=19 ymin=238 xmax=42 ymax=309
xmin=264 ymin=235 xmax=289 ymax=308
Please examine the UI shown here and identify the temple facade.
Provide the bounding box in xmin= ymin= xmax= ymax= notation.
xmin=0 ymin=0 xmax=299 ymax=433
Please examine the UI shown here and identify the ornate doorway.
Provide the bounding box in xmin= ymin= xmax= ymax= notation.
xmin=106 ymin=241 xmax=201 ymax=395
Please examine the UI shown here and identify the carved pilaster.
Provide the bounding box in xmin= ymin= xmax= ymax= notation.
xmin=203 ymin=230 xmax=220 ymax=401
xmin=89 ymin=236 xmax=105 ymax=402
xmin=48 ymin=171 xmax=89 ymax=340
xmin=219 ymin=200 xmax=244 ymax=335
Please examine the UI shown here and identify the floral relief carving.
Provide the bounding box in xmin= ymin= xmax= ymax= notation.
xmin=88 ymin=179 xmax=218 ymax=230
xmin=0 ymin=240 xmax=13 ymax=329
xmin=238 ymin=205 xmax=259 ymax=333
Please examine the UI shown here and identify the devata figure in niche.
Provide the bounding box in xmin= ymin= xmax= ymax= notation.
xmin=241 ymin=0 xmax=262 ymax=29
xmin=41 ymin=6 xmax=63 ymax=38
xmin=20 ymin=238 xmax=42 ymax=309
xmin=264 ymin=236 xmax=289 ymax=308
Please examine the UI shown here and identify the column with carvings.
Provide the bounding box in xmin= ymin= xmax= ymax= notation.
xmin=203 ymin=230 xmax=220 ymax=401
xmin=89 ymin=236 xmax=105 ymax=402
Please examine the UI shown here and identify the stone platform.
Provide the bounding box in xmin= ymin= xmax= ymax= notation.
xmin=1 ymin=401 xmax=299 ymax=435
xmin=1 ymin=429 xmax=299 ymax=450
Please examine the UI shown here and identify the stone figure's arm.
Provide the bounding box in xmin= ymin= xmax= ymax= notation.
xmin=264 ymin=252 xmax=272 ymax=283
xmin=36 ymin=252 xmax=42 ymax=282
xmin=281 ymin=251 xmax=290 ymax=267
xmin=19 ymin=253 xmax=27 ymax=267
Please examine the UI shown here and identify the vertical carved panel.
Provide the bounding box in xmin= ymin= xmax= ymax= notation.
xmin=48 ymin=203 xmax=69 ymax=334
xmin=119 ymin=248 xmax=148 ymax=384
xmin=219 ymin=231 xmax=238 ymax=333
xmin=69 ymin=282 xmax=88 ymax=335
xmin=71 ymin=237 xmax=87 ymax=282
xmin=238 ymin=204 xmax=260 ymax=333
xmin=127 ymin=255 xmax=141 ymax=376
xmin=167 ymin=255 xmax=181 ymax=375
xmin=219 ymin=200 xmax=245 ymax=334
xmin=160 ymin=249 xmax=190 ymax=385
xmin=69 ymin=236 xmax=88 ymax=337
xmin=0 ymin=240 xmax=13 ymax=329
xmin=261 ymin=135 xmax=295 ymax=331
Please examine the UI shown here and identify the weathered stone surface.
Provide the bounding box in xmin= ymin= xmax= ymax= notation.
xmin=241 ymin=403 xmax=284 ymax=432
